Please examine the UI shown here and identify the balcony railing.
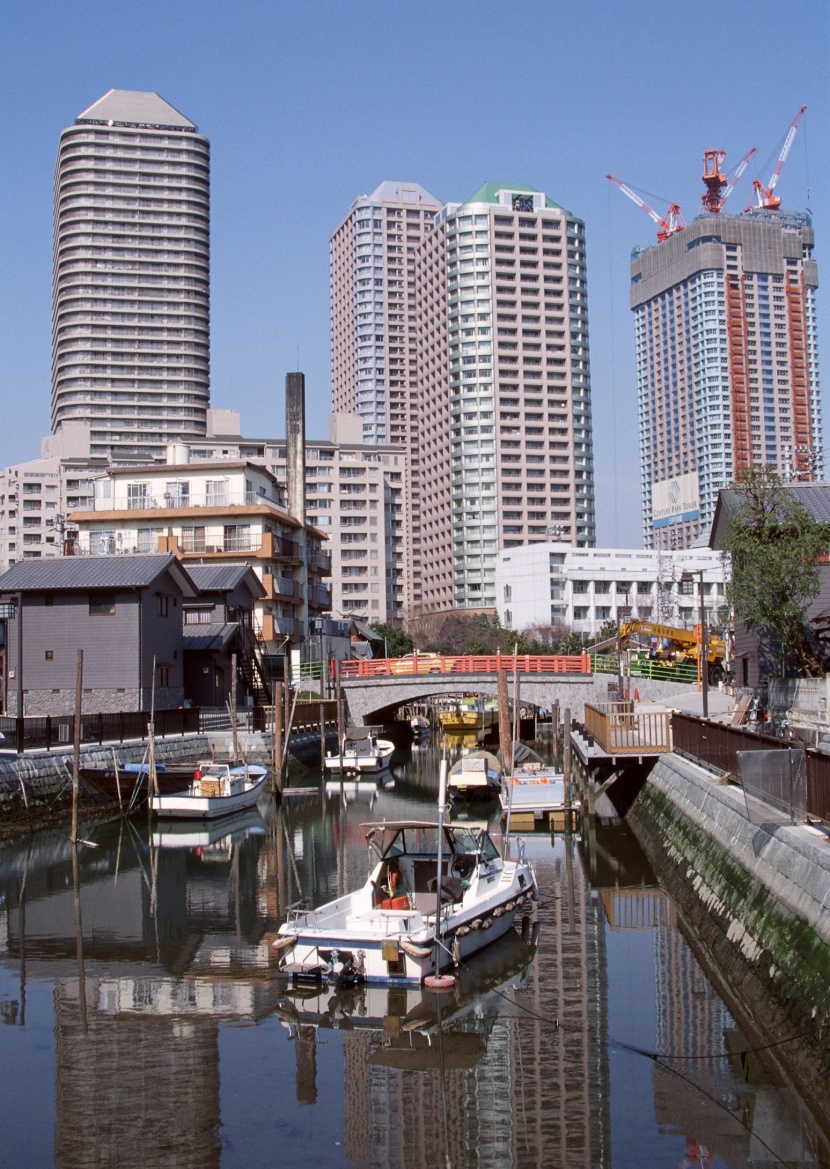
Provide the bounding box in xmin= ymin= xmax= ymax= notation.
xmin=108 ymin=491 xmax=286 ymax=512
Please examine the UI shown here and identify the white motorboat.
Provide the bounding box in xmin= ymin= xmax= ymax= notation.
xmin=150 ymin=761 xmax=269 ymax=820
xmin=274 ymin=819 xmax=538 ymax=985
xmin=447 ymin=749 xmax=502 ymax=802
xmin=324 ymin=728 xmax=395 ymax=773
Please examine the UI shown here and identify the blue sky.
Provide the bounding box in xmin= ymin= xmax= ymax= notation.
xmin=1 ymin=0 xmax=826 ymax=546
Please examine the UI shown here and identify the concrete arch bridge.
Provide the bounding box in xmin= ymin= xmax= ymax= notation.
xmin=338 ymin=655 xmax=696 ymax=727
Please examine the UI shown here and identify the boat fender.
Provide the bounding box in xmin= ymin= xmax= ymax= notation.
xmin=481 ymin=918 xmax=493 ymax=930
xmin=504 ymin=901 xmax=516 ymax=913
xmin=470 ymin=919 xmax=483 ymax=931
xmin=193 ymin=769 xmax=203 ymax=780
xmin=273 ymin=934 xmax=297 ymax=955
xmin=492 ymin=906 xmax=504 ymax=918
xmin=400 ymin=939 xmax=433 ymax=961
xmin=451 ymin=934 xmax=462 ymax=965
xmin=531 ymin=921 xmax=540 ymax=946
xmin=456 ymin=925 xmax=471 ymax=937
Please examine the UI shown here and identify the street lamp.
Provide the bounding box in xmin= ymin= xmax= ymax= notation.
xmin=681 ymin=569 xmax=708 ymax=719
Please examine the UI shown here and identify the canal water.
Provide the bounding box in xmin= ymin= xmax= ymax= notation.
xmin=0 ymin=739 xmax=827 ymax=1168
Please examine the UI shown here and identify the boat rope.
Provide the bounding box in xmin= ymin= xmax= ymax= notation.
xmin=436 ymin=927 xmax=798 ymax=1167
xmin=614 ymin=1044 xmax=791 ymax=1168
xmin=431 ymin=928 xmax=560 ymax=1032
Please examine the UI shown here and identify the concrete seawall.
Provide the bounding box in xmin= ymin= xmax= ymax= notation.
xmin=629 ymin=752 xmax=830 ymax=1125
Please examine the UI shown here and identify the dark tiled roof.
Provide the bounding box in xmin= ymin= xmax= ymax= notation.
xmin=186 ymin=563 xmax=264 ymax=596
xmin=0 ymin=553 xmax=197 ymax=594
xmin=182 ymin=622 xmax=238 ymax=652
xmin=711 ymin=483 xmax=830 ymax=549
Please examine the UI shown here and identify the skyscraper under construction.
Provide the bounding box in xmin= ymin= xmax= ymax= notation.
xmin=632 ymin=201 xmax=820 ymax=549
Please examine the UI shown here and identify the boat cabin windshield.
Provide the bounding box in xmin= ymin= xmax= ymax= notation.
xmin=366 ymin=823 xmax=499 ymax=863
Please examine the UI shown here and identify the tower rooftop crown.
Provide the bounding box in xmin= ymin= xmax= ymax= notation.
xmin=74 ymin=89 xmax=197 ymax=132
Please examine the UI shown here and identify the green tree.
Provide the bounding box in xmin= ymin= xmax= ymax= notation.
xmin=724 ymin=467 xmax=830 ymax=673
xmin=369 ymin=623 xmax=412 ymax=658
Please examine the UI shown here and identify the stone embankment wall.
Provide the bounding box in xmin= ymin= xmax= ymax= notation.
xmin=629 ymin=753 xmax=830 ymax=1124
xmin=0 ymin=734 xmax=209 ymax=822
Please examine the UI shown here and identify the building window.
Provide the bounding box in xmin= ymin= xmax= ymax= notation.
xmin=157 ymin=594 xmax=170 ymax=618
xmin=44 ymin=650 xmax=53 ymax=661
xmin=157 ymin=665 xmax=171 ymax=688
xmin=89 ymin=594 xmax=116 ymax=616
xmin=504 ymin=584 xmax=512 ymax=601
xmin=185 ymin=607 xmax=214 ymax=625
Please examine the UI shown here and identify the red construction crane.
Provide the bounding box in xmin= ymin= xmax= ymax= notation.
xmin=605 ymin=174 xmax=685 ymax=242
xmin=700 ymin=146 xmax=757 ymax=214
xmin=748 ymin=104 xmax=807 ymax=211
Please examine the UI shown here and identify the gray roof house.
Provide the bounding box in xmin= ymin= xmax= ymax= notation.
xmin=181 ymin=564 xmax=268 ymax=707
xmin=0 ymin=554 xmax=198 ymax=715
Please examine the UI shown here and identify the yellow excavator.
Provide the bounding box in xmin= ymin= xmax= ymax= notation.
xmin=588 ymin=619 xmax=728 ymax=684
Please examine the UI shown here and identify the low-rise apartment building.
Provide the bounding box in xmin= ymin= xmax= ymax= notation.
xmin=495 ymin=542 xmax=726 ymax=638
xmin=68 ymin=458 xmax=331 ymax=654
xmin=172 ymin=412 xmax=408 ymax=625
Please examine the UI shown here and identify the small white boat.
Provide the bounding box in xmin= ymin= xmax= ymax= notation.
xmin=447 ymin=749 xmax=502 ymax=802
xmin=499 ymin=744 xmax=579 ymax=826
xmin=325 ymin=728 xmax=395 ymax=773
xmin=150 ymin=761 xmax=269 ymax=820
xmin=274 ymin=820 xmax=538 ymax=984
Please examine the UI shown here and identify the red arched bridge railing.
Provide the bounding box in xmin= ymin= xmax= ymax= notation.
xmin=339 ymin=653 xmax=592 ymax=678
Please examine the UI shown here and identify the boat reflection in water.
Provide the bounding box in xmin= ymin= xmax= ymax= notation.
xmin=2 ymin=751 xmax=829 ymax=1169
xmin=278 ymin=926 xmax=537 ymax=1079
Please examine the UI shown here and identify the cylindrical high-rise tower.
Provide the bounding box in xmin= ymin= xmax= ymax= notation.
xmin=52 ymin=89 xmax=210 ymax=462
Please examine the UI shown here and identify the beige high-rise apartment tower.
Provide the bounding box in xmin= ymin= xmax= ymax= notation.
xmin=52 ymin=89 xmax=210 ymax=462
xmin=332 ymin=181 xmax=596 ymax=617
xmin=330 ymin=182 xmax=441 ymax=617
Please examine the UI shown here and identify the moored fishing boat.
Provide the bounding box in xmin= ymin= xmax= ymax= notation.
xmin=447 ymin=749 xmax=501 ymax=802
xmin=499 ymin=743 xmax=579 ymax=828
xmin=273 ymin=819 xmax=538 ymax=984
xmin=437 ymin=696 xmax=497 ymax=735
xmin=150 ymin=760 xmax=269 ymax=820
xmin=325 ymin=727 xmax=395 ymax=774
xmin=80 ymin=761 xmax=200 ymax=807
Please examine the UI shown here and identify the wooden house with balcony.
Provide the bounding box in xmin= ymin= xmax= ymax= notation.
xmin=68 ymin=460 xmax=331 ymax=653
xmin=182 ymin=564 xmax=269 ymax=707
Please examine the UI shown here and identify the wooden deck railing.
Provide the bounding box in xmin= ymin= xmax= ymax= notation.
xmin=339 ymin=653 xmax=592 ymax=679
xmin=584 ymin=702 xmax=672 ymax=755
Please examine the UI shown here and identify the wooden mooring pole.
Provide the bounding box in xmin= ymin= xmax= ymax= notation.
xmin=71 ymin=649 xmax=83 ymax=845
xmin=563 ymin=705 xmax=572 ymax=813
xmin=497 ymin=670 xmax=511 ymax=772
xmin=273 ymin=681 xmax=283 ymax=793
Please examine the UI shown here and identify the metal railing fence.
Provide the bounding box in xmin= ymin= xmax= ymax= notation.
xmin=0 ymin=707 xmax=200 ymax=753
xmin=672 ymin=711 xmax=830 ymax=825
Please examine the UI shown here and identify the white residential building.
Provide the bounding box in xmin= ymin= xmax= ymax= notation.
xmin=495 ymin=542 xmax=726 ymax=638
xmin=141 ymin=412 xmax=407 ymax=625
xmin=68 ymin=458 xmax=331 ymax=648
xmin=0 ymin=454 xmax=98 ymax=572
